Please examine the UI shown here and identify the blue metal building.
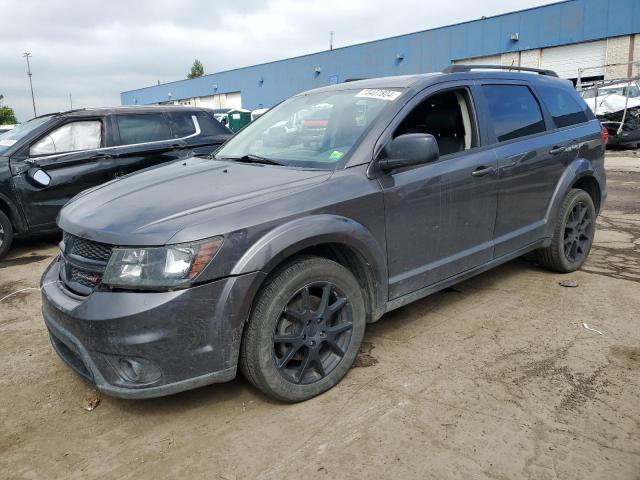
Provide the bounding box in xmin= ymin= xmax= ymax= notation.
xmin=121 ymin=0 xmax=640 ymax=110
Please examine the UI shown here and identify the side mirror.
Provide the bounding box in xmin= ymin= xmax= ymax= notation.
xmin=379 ymin=133 xmax=439 ymax=171
xmin=27 ymin=167 xmax=51 ymax=187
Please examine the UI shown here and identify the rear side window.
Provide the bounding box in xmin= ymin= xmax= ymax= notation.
xmin=165 ymin=112 xmax=197 ymax=138
xmin=536 ymin=86 xmax=588 ymax=128
xmin=116 ymin=114 xmax=172 ymax=145
xmin=482 ymin=85 xmax=545 ymax=142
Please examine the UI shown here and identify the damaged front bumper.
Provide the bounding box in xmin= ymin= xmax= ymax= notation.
xmin=41 ymin=257 xmax=264 ymax=399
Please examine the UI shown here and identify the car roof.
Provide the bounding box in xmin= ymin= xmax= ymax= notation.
xmin=296 ymin=68 xmax=570 ymax=96
xmin=34 ymin=105 xmax=215 ymax=119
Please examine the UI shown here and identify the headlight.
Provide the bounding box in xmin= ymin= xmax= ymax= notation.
xmin=102 ymin=237 xmax=223 ymax=289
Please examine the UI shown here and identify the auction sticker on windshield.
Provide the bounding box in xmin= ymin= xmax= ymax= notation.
xmin=0 ymin=139 xmax=17 ymax=147
xmin=356 ymin=89 xmax=402 ymax=101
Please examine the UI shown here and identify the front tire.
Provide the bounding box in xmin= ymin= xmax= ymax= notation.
xmin=536 ymin=188 xmax=596 ymax=273
xmin=240 ymin=256 xmax=366 ymax=402
xmin=0 ymin=210 xmax=14 ymax=260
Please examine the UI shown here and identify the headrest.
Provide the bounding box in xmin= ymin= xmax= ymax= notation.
xmin=424 ymin=104 xmax=461 ymax=131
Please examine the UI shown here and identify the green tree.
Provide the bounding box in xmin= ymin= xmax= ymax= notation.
xmin=187 ymin=59 xmax=205 ymax=79
xmin=0 ymin=107 xmax=18 ymax=124
xmin=0 ymin=95 xmax=18 ymax=124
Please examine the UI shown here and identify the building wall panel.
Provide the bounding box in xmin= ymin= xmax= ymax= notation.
xmin=121 ymin=0 xmax=640 ymax=109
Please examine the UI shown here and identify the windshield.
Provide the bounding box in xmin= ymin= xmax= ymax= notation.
xmin=215 ymin=88 xmax=403 ymax=169
xmin=0 ymin=116 xmax=52 ymax=155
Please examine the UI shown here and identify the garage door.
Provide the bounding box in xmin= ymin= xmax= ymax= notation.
xmin=541 ymin=41 xmax=606 ymax=79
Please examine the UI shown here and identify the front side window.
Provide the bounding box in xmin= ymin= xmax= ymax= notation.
xmin=116 ymin=114 xmax=172 ymax=146
xmin=483 ymin=85 xmax=545 ymax=142
xmin=393 ymin=88 xmax=478 ymax=156
xmin=30 ymin=120 xmax=102 ymax=156
xmin=215 ymin=88 xmax=402 ymax=169
xmin=537 ymin=85 xmax=588 ymax=128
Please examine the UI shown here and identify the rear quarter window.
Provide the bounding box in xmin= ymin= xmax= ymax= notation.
xmin=536 ymin=85 xmax=589 ymax=128
xmin=195 ymin=112 xmax=231 ymax=135
xmin=482 ymin=85 xmax=546 ymax=142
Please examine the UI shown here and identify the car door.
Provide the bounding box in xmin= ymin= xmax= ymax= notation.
xmin=109 ymin=112 xmax=188 ymax=177
xmin=10 ymin=117 xmax=116 ymax=229
xmin=477 ymin=81 xmax=568 ymax=257
xmin=377 ymin=81 xmax=499 ymax=299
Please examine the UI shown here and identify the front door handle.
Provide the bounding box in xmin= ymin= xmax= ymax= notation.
xmin=549 ymin=145 xmax=567 ymax=155
xmin=471 ymin=165 xmax=495 ymax=178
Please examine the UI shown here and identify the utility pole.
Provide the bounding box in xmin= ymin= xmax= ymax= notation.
xmin=23 ymin=52 xmax=36 ymax=117
xmin=330 ymin=31 xmax=334 ymax=51
xmin=69 ymin=93 xmax=73 ymax=109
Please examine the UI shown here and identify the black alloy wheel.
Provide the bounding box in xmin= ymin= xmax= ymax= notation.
xmin=240 ymin=256 xmax=366 ymax=402
xmin=563 ymin=201 xmax=593 ymax=263
xmin=536 ymin=188 xmax=596 ymax=273
xmin=273 ymin=282 xmax=353 ymax=385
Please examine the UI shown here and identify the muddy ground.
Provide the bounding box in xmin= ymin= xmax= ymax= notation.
xmin=1 ymin=160 xmax=639 ymax=480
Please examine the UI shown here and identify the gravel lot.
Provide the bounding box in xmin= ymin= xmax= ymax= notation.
xmin=1 ymin=156 xmax=639 ymax=480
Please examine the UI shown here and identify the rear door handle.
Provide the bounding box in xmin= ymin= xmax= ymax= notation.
xmin=471 ymin=165 xmax=495 ymax=178
xmin=549 ymin=145 xmax=567 ymax=155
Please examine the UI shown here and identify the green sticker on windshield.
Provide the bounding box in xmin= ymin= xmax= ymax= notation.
xmin=329 ymin=150 xmax=344 ymax=161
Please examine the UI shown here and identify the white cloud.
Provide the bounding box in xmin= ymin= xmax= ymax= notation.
xmin=0 ymin=0 xmax=553 ymax=121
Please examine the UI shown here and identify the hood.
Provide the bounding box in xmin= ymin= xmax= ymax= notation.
xmin=584 ymin=94 xmax=640 ymax=116
xmin=59 ymin=157 xmax=331 ymax=245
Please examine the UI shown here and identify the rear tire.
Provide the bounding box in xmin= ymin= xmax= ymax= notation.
xmin=0 ymin=210 xmax=14 ymax=260
xmin=536 ymin=188 xmax=596 ymax=273
xmin=240 ymin=256 xmax=366 ymax=402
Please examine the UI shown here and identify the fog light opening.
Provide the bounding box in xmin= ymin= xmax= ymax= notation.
xmin=116 ymin=357 xmax=162 ymax=384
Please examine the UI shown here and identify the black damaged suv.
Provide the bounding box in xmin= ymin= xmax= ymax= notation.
xmin=0 ymin=106 xmax=232 ymax=258
xmin=41 ymin=66 xmax=607 ymax=402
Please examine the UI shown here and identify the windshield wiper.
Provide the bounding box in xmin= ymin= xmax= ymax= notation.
xmin=218 ymin=154 xmax=285 ymax=166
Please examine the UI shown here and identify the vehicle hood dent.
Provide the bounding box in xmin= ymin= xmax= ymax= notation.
xmin=58 ymin=157 xmax=332 ymax=246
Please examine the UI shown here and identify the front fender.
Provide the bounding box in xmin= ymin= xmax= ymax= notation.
xmin=230 ymin=214 xmax=388 ymax=315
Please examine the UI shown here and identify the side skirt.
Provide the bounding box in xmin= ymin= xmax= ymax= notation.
xmin=378 ymin=239 xmax=547 ymax=318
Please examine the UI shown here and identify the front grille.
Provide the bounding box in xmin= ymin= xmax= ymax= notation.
xmin=69 ymin=265 xmax=101 ymax=288
xmin=63 ymin=232 xmax=113 ymax=262
xmin=60 ymin=233 xmax=115 ymax=295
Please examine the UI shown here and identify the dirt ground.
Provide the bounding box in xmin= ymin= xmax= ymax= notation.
xmin=1 ymin=157 xmax=639 ymax=480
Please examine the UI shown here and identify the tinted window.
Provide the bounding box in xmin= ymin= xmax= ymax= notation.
xmin=30 ymin=120 xmax=102 ymax=156
xmin=483 ymin=85 xmax=545 ymax=142
xmin=537 ymin=86 xmax=588 ymax=128
xmin=116 ymin=114 xmax=172 ymax=145
xmin=165 ymin=111 xmax=197 ymax=137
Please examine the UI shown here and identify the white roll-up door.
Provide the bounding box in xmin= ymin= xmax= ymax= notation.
xmin=541 ymin=40 xmax=606 ymax=79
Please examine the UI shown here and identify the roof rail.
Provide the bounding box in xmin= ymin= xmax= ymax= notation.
xmin=442 ymin=64 xmax=559 ymax=77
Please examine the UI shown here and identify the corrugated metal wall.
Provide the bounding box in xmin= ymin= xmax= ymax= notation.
xmin=121 ymin=0 xmax=640 ymax=109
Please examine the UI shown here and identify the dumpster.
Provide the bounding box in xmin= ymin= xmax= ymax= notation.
xmin=226 ymin=109 xmax=252 ymax=132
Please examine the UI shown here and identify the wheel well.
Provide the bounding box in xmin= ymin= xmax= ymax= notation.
xmin=571 ymin=176 xmax=601 ymax=213
xmin=267 ymin=243 xmax=379 ymax=322
xmin=0 ymin=198 xmax=17 ymax=233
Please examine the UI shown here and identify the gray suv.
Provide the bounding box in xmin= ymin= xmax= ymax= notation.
xmin=41 ymin=65 xmax=607 ymax=402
